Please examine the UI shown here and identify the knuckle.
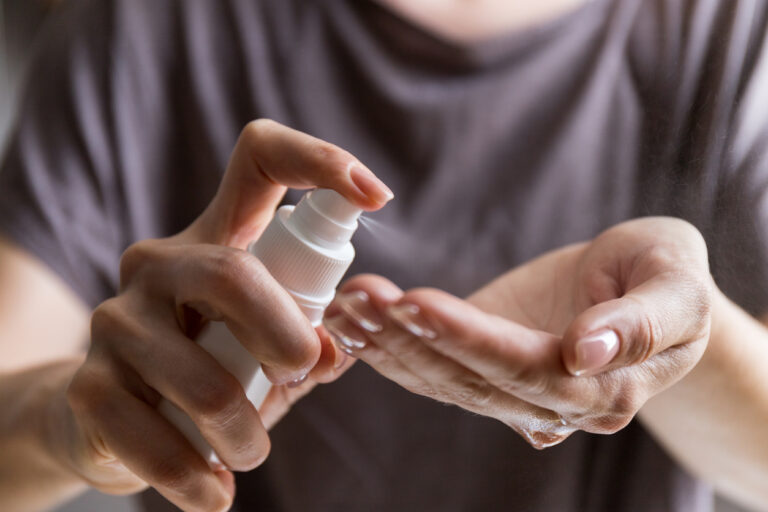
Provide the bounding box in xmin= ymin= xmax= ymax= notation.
xmin=149 ymin=456 xmax=233 ymax=512
xmin=591 ymin=413 xmax=633 ymax=434
xmin=577 ymin=377 xmax=644 ymax=434
xmin=313 ymin=141 xmax=355 ymax=169
xmin=669 ymin=218 xmax=706 ymax=246
xmin=91 ymin=299 xmax=129 ymax=341
xmin=209 ymin=495 xmax=234 ymax=512
xmin=639 ymin=313 xmax=663 ymax=363
xmin=623 ymin=296 xmax=662 ymax=365
xmin=200 ymin=248 xmax=263 ymax=299
xmin=66 ymin=367 xmax=97 ymax=414
xmin=235 ymin=434 xmax=271 ymax=471
xmin=610 ymin=390 xmax=640 ymax=418
xmin=642 ymin=244 xmax=681 ymax=273
xmin=90 ymin=298 xmax=148 ymax=350
xmin=149 ymin=456 xmax=201 ymax=498
xmin=581 ymin=267 xmax=621 ymax=304
xmin=119 ymin=239 xmax=162 ymax=287
xmin=67 ymin=368 xmax=115 ymax=421
xmin=684 ymin=274 xmax=714 ymax=334
xmin=243 ymin=118 xmax=276 ymax=141
xmin=281 ymin=336 xmax=321 ymax=372
xmin=192 ymin=374 xmax=247 ymax=428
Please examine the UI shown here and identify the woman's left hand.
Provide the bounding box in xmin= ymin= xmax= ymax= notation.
xmin=323 ymin=217 xmax=713 ymax=448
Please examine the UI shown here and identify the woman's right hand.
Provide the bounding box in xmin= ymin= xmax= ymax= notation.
xmin=61 ymin=120 xmax=393 ymax=511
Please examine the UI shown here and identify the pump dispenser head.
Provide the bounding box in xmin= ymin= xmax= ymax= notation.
xmin=248 ymin=189 xmax=361 ymax=325
xmin=289 ymin=189 xmax=363 ymax=249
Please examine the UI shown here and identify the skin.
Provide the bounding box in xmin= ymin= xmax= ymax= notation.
xmin=0 ymin=120 xmax=392 ymax=512
xmin=1 ymin=2 xmax=767 ymax=512
xmin=325 ymin=219 xmax=768 ymax=510
xmin=378 ymin=0 xmax=591 ymax=43
xmin=3 ymin=123 xmax=768 ymax=512
xmin=325 ymin=218 xmax=712 ymax=445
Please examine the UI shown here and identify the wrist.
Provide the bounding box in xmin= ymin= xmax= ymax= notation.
xmin=37 ymin=358 xmax=88 ymax=476
xmin=699 ymin=285 xmax=740 ymax=368
xmin=0 ymin=358 xmax=90 ymax=510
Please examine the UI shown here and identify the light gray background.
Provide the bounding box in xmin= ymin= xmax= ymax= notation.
xmin=0 ymin=1 xmax=753 ymax=511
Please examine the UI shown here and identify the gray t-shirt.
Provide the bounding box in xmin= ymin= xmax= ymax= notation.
xmin=2 ymin=0 xmax=768 ymax=510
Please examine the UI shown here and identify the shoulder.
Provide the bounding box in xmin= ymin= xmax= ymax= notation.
xmin=627 ymin=0 xmax=768 ymax=106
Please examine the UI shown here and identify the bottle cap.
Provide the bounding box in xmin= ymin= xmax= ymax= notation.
xmin=249 ymin=189 xmax=360 ymax=320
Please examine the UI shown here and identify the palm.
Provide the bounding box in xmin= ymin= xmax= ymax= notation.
xmin=468 ymin=242 xmax=587 ymax=336
xmin=468 ymin=219 xmax=703 ymax=340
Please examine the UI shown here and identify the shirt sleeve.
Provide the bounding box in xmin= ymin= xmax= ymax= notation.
xmin=0 ymin=0 xmax=178 ymax=308
xmin=708 ymin=3 xmax=768 ymax=317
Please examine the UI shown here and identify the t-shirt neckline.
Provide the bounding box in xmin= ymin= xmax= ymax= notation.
xmin=364 ymin=0 xmax=611 ymax=70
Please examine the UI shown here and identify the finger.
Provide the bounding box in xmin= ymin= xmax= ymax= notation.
xmin=126 ymin=241 xmax=321 ymax=383
xmin=330 ymin=283 xmax=499 ymax=408
xmin=191 ymin=119 xmax=393 ymax=247
xmin=307 ymin=325 xmax=356 ymax=384
xmin=324 ymin=276 xmax=429 ymax=390
xmin=385 ymin=295 xmax=603 ymax=428
xmin=561 ymin=271 xmax=712 ymax=377
xmin=327 ymin=273 xmax=406 ymax=325
xmin=68 ymin=368 xmax=234 ymax=512
xmin=327 ymin=283 xmax=576 ymax=448
xmin=92 ymin=300 xmax=270 ymax=472
xmin=382 ymin=288 xmax=566 ymax=397
xmin=334 ymin=278 xmax=574 ymax=403
xmin=323 ymin=313 xmax=440 ymax=400
xmin=256 ymin=327 xmax=357 ymax=430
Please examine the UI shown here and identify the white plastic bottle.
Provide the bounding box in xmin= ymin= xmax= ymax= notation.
xmin=158 ymin=189 xmax=363 ymax=466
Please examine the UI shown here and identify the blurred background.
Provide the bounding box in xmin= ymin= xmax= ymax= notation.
xmin=3 ymin=4 xmax=135 ymax=512
xmin=0 ymin=1 xmax=754 ymax=511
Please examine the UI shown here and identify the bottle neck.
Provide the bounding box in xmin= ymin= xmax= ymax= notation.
xmin=287 ymin=190 xmax=360 ymax=250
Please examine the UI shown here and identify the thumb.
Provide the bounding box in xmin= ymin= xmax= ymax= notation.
xmin=189 ymin=119 xmax=393 ymax=247
xmin=561 ymin=274 xmax=712 ymax=377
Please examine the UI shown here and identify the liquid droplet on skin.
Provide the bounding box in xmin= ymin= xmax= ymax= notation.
xmin=519 ymin=429 xmax=573 ymax=450
xmin=509 ymin=414 xmax=575 ymax=450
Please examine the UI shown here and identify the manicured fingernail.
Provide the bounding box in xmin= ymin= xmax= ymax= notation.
xmin=386 ymin=304 xmax=437 ymax=339
xmin=350 ymin=165 xmax=394 ymax=204
xmin=287 ymin=373 xmax=308 ymax=388
xmin=323 ymin=315 xmax=368 ymax=350
xmin=335 ymin=291 xmax=383 ymax=333
xmin=571 ymin=329 xmax=620 ymax=376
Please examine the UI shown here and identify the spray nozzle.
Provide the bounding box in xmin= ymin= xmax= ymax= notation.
xmin=288 ymin=189 xmax=362 ymax=249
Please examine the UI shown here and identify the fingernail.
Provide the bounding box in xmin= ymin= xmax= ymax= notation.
xmin=287 ymin=373 xmax=308 ymax=388
xmin=350 ymin=165 xmax=394 ymax=204
xmin=386 ymin=303 xmax=437 ymax=339
xmin=323 ymin=315 xmax=368 ymax=350
xmin=571 ymin=329 xmax=620 ymax=376
xmin=335 ymin=291 xmax=383 ymax=333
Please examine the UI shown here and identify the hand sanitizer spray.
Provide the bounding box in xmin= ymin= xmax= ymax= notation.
xmin=158 ymin=189 xmax=363 ymax=466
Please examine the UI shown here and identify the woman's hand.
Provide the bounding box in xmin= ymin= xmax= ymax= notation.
xmin=324 ymin=218 xmax=713 ymax=448
xmin=62 ymin=120 xmax=392 ymax=512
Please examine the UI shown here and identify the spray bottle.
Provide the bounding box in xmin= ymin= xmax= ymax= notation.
xmin=158 ymin=189 xmax=363 ymax=466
